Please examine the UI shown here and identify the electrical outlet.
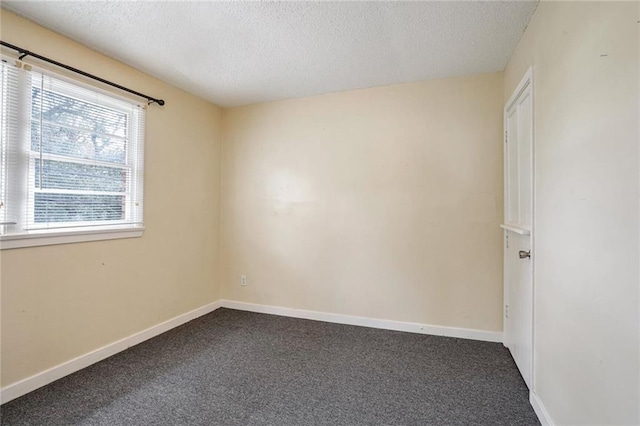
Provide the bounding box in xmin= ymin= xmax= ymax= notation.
xmin=240 ymin=275 xmax=247 ymax=286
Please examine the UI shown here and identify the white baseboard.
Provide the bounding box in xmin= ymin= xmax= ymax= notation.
xmin=220 ymin=300 xmax=503 ymax=343
xmin=2 ymin=299 xmax=504 ymax=405
xmin=530 ymin=391 xmax=553 ymax=426
xmin=1 ymin=300 xmax=223 ymax=405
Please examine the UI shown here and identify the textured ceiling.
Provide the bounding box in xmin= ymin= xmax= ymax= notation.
xmin=2 ymin=1 xmax=537 ymax=107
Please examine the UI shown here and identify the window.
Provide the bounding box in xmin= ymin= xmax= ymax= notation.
xmin=0 ymin=59 xmax=145 ymax=249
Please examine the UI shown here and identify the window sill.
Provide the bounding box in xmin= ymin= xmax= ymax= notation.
xmin=0 ymin=226 xmax=144 ymax=250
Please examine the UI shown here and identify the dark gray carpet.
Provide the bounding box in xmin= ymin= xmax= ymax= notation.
xmin=1 ymin=308 xmax=539 ymax=425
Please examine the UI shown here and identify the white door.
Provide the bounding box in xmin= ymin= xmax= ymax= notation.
xmin=502 ymin=68 xmax=534 ymax=389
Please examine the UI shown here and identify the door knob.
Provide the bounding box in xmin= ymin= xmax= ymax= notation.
xmin=519 ymin=250 xmax=531 ymax=259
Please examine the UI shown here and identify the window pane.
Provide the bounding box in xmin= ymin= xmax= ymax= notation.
xmin=34 ymin=193 xmax=125 ymax=223
xmin=2 ymin=64 xmax=145 ymax=237
xmin=31 ymin=87 xmax=128 ymax=138
xmin=35 ymin=160 xmax=127 ymax=192
xmin=31 ymin=120 xmax=40 ymax=151
xmin=34 ymin=121 xmax=127 ymax=164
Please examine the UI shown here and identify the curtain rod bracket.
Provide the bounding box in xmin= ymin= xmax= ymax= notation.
xmin=1 ymin=40 xmax=165 ymax=107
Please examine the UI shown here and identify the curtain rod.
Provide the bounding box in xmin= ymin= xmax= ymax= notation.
xmin=0 ymin=40 xmax=165 ymax=106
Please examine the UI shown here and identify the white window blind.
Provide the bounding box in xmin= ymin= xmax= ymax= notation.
xmin=0 ymin=59 xmax=145 ymax=241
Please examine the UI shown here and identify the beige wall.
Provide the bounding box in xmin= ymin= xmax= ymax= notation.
xmin=221 ymin=73 xmax=504 ymax=332
xmin=0 ymin=11 xmax=223 ymax=387
xmin=504 ymin=2 xmax=639 ymax=424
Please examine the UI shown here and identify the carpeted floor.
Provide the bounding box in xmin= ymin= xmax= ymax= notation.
xmin=1 ymin=308 xmax=539 ymax=425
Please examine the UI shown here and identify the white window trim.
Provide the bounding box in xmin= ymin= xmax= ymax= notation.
xmin=0 ymin=225 xmax=144 ymax=250
xmin=0 ymin=56 xmax=146 ymax=249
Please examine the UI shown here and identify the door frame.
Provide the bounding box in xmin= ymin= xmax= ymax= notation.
xmin=503 ymin=66 xmax=535 ymax=390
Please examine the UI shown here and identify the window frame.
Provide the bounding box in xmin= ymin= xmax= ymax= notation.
xmin=0 ymin=57 xmax=145 ymax=250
